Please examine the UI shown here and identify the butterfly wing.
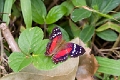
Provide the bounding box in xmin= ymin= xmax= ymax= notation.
xmin=52 ymin=44 xmax=72 ymax=64
xmin=52 ymin=43 xmax=85 ymax=64
xmin=68 ymin=43 xmax=85 ymax=57
xmin=45 ymin=27 xmax=62 ymax=56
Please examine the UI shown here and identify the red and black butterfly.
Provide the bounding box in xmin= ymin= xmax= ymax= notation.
xmin=45 ymin=27 xmax=85 ymax=64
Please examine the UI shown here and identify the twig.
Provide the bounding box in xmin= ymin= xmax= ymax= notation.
xmin=112 ymin=34 xmax=120 ymax=48
xmin=0 ymin=23 xmax=20 ymax=52
xmin=99 ymin=47 xmax=120 ymax=52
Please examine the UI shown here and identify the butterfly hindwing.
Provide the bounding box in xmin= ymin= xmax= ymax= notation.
xmin=45 ymin=27 xmax=62 ymax=56
xmin=67 ymin=43 xmax=85 ymax=57
xmin=52 ymin=44 xmax=72 ymax=64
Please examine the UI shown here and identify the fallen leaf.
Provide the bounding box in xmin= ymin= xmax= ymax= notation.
xmin=76 ymin=39 xmax=99 ymax=80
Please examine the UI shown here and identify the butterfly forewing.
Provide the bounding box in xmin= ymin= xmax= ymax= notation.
xmin=50 ymin=27 xmax=62 ymax=40
xmin=45 ymin=27 xmax=62 ymax=56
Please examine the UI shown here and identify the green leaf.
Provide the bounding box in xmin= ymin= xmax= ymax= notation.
xmin=96 ymin=57 xmax=120 ymax=76
xmin=91 ymin=0 xmax=102 ymax=10
xmin=69 ymin=20 xmax=81 ymax=37
xmin=80 ymin=25 xmax=94 ymax=43
xmin=61 ymin=1 xmax=74 ymax=16
xmin=31 ymin=0 xmax=46 ymax=24
xmin=46 ymin=5 xmax=67 ymax=24
xmin=8 ymin=52 xmax=32 ymax=72
xmin=113 ymin=12 xmax=120 ymax=20
xmin=59 ymin=27 xmax=70 ymax=41
xmin=0 ymin=0 xmax=4 ymax=17
xmin=99 ymin=0 xmax=120 ymax=14
xmin=72 ymin=0 xmax=86 ymax=7
xmin=96 ymin=22 xmax=120 ymax=33
xmin=21 ymin=0 xmax=32 ymax=28
xmin=33 ymin=39 xmax=49 ymax=55
xmin=32 ymin=53 xmax=59 ymax=70
xmin=18 ymin=27 xmax=43 ymax=54
xmin=32 ymin=39 xmax=59 ymax=70
xmin=71 ymin=8 xmax=92 ymax=22
xmin=3 ymin=0 xmax=14 ymax=24
xmin=96 ymin=29 xmax=118 ymax=41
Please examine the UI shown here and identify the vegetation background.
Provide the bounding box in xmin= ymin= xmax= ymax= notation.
xmin=0 ymin=0 xmax=120 ymax=80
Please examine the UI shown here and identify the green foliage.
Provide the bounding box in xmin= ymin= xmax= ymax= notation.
xmin=61 ymin=1 xmax=74 ymax=16
xmin=69 ymin=20 xmax=81 ymax=37
xmin=96 ymin=57 xmax=120 ymax=76
xmin=18 ymin=27 xmax=43 ymax=54
xmin=1 ymin=0 xmax=120 ymax=78
xmin=96 ymin=22 xmax=120 ymax=33
xmin=31 ymin=0 xmax=46 ymax=24
xmin=2 ymin=0 xmax=14 ymax=24
xmin=80 ymin=25 xmax=95 ymax=43
xmin=8 ymin=27 xmax=59 ymax=72
xmin=8 ymin=52 xmax=32 ymax=72
xmin=96 ymin=29 xmax=118 ymax=41
xmin=20 ymin=0 xmax=32 ymax=28
xmin=0 ymin=0 xmax=4 ymax=17
xmin=46 ymin=5 xmax=67 ymax=24
xmin=71 ymin=8 xmax=92 ymax=22
xmin=72 ymin=0 xmax=86 ymax=7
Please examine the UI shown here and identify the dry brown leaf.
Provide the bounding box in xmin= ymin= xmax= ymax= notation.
xmin=76 ymin=39 xmax=99 ymax=80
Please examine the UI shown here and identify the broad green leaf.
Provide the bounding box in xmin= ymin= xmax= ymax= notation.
xmin=69 ymin=19 xmax=81 ymax=37
xmin=18 ymin=27 xmax=43 ymax=54
xmin=96 ymin=22 xmax=120 ymax=33
xmin=91 ymin=0 xmax=102 ymax=10
xmin=32 ymin=39 xmax=59 ymax=70
xmin=31 ymin=0 xmax=46 ymax=24
xmin=80 ymin=25 xmax=94 ymax=43
xmin=0 ymin=0 xmax=4 ymax=17
xmin=46 ymin=5 xmax=67 ymax=24
xmin=96 ymin=57 xmax=120 ymax=76
xmin=33 ymin=39 xmax=49 ymax=55
xmin=113 ymin=12 xmax=120 ymax=20
xmin=21 ymin=0 xmax=32 ymax=28
xmin=59 ymin=27 xmax=70 ymax=41
xmin=96 ymin=29 xmax=118 ymax=41
xmin=72 ymin=0 xmax=86 ymax=7
xmin=32 ymin=53 xmax=59 ymax=70
xmin=61 ymin=1 xmax=74 ymax=16
xmin=99 ymin=0 xmax=120 ymax=14
xmin=8 ymin=52 xmax=32 ymax=72
xmin=3 ymin=0 xmax=14 ymax=24
xmin=71 ymin=8 xmax=92 ymax=22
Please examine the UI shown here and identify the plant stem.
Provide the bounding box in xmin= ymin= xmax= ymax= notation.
xmin=0 ymin=23 xmax=20 ymax=52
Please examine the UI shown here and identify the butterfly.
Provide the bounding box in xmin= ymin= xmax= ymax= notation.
xmin=45 ymin=27 xmax=85 ymax=64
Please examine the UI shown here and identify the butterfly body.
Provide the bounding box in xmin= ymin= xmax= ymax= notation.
xmin=45 ymin=27 xmax=85 ymax=64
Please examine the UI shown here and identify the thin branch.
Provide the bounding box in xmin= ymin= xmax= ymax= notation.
xmin=0 ymin=23 xmax=20 ymax=52
xmin=112 ymin=34 xmax=120 ymax=48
